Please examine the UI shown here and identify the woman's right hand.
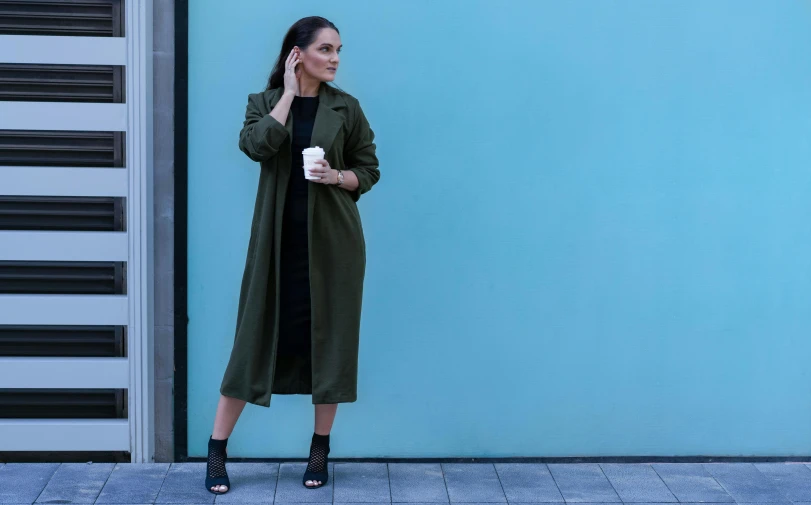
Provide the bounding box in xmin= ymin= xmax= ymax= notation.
xmin=283 ymin=48 xmax=301 ymax=96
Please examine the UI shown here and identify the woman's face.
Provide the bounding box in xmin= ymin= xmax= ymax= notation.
xmin=298 ymin=28 xmax=342 ymax=83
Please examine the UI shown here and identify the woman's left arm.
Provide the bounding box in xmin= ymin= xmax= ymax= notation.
xmin=310 ymin=98 xmax=380 ymax=200
xmin=340 ymin=99 xmax=380 ymax=201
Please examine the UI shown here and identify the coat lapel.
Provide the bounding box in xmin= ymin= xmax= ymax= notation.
xmin=310 ymin=84 xmax=345 ymax=156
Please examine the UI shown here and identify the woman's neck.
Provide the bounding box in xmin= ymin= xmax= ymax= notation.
xmin=298 ymin=75 xmax=320 ymax=97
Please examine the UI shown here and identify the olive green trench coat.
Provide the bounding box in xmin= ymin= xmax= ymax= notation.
xmin=219 ymin=83 xmax=380 ymax=406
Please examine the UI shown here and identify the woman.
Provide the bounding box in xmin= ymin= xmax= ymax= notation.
xmin=204 ymin=16 xmax=380 ymax=493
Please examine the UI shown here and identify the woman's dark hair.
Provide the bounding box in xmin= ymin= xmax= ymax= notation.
xmin=266 ymin=16 xmax=339 ymax=91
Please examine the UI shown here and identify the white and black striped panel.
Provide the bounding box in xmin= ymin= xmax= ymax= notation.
xmin=0 ymin=325 xmax=125 ymax=356
xmin=0 ymin=130 xmax=125 ymax=167
xmin=0 ymin=0 xmax=128 ymax=436
xmin=0 ymin=63 xmax=125 ymax=102
xmin=0 ymin=389 xmax=127 ymax=418
xmin=0 ymin=196 xmax=125 ymax=230
xmin=0 ymin=0 xmax=124 ymax=37
xmin=0 ymin=261 xmax=125 ymax=294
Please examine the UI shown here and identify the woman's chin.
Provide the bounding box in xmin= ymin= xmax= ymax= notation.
xmin=322 ymin=72 xmax=336 ymax=82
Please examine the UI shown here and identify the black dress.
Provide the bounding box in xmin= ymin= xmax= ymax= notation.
xmin=276 ymin=95 xmax=318 ymax=362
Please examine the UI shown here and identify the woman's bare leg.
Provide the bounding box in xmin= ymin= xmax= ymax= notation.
xmin=209 ymin=394 xmax=247 ymax=492
xmin=305 ymin=403 xmax=338 ymax=487
xmin=314 ymin=403 xmax=338 ymax=435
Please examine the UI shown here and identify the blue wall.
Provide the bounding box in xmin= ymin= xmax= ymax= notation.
xmin=187 ymin=0 xmax=811 ymax=457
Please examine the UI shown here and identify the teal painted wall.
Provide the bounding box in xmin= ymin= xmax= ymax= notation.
xmin=187 ymin=0 xmax=811 ymax=457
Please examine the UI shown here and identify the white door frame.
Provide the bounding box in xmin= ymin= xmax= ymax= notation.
xmin=126 ymin=0 xmax=155 ymax=463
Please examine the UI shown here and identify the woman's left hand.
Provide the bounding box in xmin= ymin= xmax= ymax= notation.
xmin=309 ymin=159 xmax=338 ymax=185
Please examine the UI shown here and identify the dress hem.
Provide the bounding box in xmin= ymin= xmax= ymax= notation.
xmin=219 ymin=386 xmax=357 ymax=408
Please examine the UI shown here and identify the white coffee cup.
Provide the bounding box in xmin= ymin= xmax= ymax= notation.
xmin=302 ymin=146 xmax=325 ymax=181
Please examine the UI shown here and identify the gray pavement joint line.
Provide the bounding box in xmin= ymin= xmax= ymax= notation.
xmin=546 ymin=462 xmax=565 ymax=502
xmin=598 ymin=462 xmax=623 ymax=503
xmin=92 ymin=462 xmax=116 ymax=504
xmin=650 ymin=463 xmax=682 ymax=503
xmin=493 ymin=463 xmax=509 ymax=502
xmin=273 ymin=462 xmax=281 ymax=504
xmin=441 ymin=463 xmax=452 ymax=504
xmin=386 ymin=463 xmax=393 ymax=504
xmin=154 ymin=462 xmax=173 ymax=503
xmin=704 ymin=463 xmax=737 ymax=504
xmin=33 ymin=463 xmax=60 ymax=505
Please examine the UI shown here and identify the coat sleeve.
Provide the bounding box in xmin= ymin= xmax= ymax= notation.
xmin=238 ymin=93 xmax=289 ymax=162
xmin=344 ymin=99 xmax=380 ymax=202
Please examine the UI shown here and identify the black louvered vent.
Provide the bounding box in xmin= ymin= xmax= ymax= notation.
xmin=0 ymin=389 xmax=127 ymax=418
xmin=0 ymin=130 xmax=125 ymax=167
xmin=0 ymin=64 xmax=125 ymax=102
xmin=0 ymin=0 xmax=123 ymax=37
xmin=0 ymin=326 xmax=126 ymax=357
xmin=0 ymin=261 xmax=125 ymax=294
xmin=0 ymin=196 xmax=125 ymax=231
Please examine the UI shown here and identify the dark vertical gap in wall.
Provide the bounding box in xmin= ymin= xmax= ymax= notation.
xmin=173 ymin=0 xmax=189 ymax=462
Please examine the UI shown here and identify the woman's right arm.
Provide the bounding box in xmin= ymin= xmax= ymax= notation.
xmin=238 ymin=49 xmax=300 ymax=162
xmin=238 ymin=92 xmax=293 ymax=162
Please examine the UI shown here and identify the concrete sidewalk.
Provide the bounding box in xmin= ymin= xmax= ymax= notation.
xmin=0 ymin=461 xmax=810 ymax=504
